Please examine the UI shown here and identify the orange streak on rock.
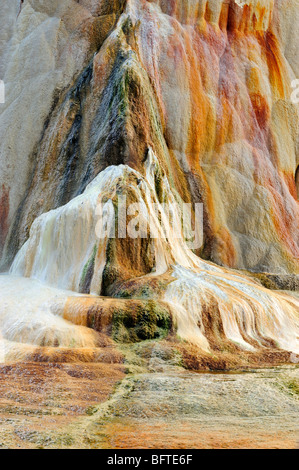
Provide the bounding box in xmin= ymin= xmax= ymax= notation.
xmin=0 ymin=184 xmax=9 ymax=248
xmin=219 ymin=3 xmax=229 ymax=31
xmin=282 ymin=171 xmax=298 ymax=201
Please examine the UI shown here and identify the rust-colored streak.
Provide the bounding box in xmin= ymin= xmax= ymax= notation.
xmin=296 ymin=166 xmax=299 ymax=201
xmin=204 ymin=3 xmax=213 ymax=24
xmin=213 ymin=226 xmax=237 ymax=267
xmin=239 ymin=4 xmax=252 ymax=33
xmin=269 ymin=185 xmax=299 ymax=259
xmin=219 ymin=3 xmax=229 ymax=31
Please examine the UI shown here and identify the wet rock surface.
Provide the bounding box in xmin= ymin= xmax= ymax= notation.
xmin=0 ymin=361 xmax=125 ymax=449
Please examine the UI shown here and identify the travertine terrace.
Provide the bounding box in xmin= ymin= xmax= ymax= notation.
xmin=0 ymin=0 xmax=298 ymax=401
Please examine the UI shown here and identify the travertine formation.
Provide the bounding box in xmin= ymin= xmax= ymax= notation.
xmin=0 ymin=1 xmax=298 ymax=364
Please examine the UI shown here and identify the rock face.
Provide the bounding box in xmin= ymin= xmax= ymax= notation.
xmin=0 ymin=1 xmax=298 ymax=364
xmin=1 ymin=0 xmax=299 ymax=273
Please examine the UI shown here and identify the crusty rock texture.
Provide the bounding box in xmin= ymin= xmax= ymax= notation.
xmin=1 ymin=0 xmax=299 ymax=273
xmin=0 ymin=1 xmax=298 ymax=365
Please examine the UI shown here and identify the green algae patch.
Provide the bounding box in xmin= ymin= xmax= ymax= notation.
xmin=112 ymin=300 xmax=172 ymax=343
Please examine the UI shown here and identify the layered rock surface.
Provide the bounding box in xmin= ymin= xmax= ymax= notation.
xmin=1 ymin=0 xmax=298 ymax=273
